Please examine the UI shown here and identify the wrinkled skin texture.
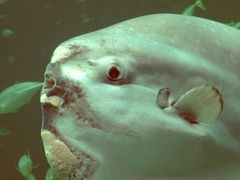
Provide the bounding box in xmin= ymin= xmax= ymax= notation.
xmin=40 ymin=14 xmax=240 ymax=180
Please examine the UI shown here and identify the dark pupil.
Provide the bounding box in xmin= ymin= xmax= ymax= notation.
xmin=108 ymin=67 xmax=120 ymax=79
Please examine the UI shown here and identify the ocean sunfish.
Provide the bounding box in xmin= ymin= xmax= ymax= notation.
xmin=40 ymin=14 xmax=240 ymax=180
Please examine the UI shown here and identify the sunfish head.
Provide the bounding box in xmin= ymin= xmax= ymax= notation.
xmin=40 ymin=14 xmax=240 ymax=180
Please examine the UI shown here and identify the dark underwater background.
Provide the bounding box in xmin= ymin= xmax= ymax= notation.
xmin=0 ymin=0 xmax=239 ymax=179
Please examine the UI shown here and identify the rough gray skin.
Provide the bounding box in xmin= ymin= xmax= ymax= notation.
xmin=40 ymin=14 xmax=240 ymax=180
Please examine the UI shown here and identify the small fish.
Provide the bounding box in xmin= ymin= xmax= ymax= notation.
xmin=182 ymin=0 xmax=206 ymax=16
xmin=1 ymin=28 xmax=14 ymax=38
xmin=26 ymin=174 xmax=36 ymax=180
xmin=0 ymin=82 xmax=43 ymax=114
xmin=17 ymin=151 xmax=36 ymax=180
xmin=157 ymin=85 xmax=223 ymax=124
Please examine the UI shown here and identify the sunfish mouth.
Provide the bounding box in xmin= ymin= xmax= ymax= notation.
xmin=40 ymin=63 xmax=100 ymax=179
xmin=40 ymin=14 xmax=240 ymax=180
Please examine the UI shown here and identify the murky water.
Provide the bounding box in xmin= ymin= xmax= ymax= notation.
xmin=0 ymin=0 xmax=239 ymax=179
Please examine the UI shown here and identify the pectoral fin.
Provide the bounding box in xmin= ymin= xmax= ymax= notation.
xmin=171 ymin=85 xmax=223 ymax=124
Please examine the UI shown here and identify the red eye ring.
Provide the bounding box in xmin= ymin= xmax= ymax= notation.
xmin=106 ymin=64 xmax=124 ymax=81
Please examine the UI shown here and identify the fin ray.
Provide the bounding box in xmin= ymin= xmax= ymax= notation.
xmin=172 ymin=85 xmax=223 ymax=124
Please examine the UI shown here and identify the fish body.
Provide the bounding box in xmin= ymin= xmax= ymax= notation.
xmin=40 ymin=14 xmax=240 ymax=180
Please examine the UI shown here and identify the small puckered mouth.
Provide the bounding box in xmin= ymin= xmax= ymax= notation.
xmin=41 ymin=69 xmax=84 ymax=110
xmin=41 ymin=65 xmax=100 ymax=179
xmin=41 ymin=70 xmax=101 ymax=130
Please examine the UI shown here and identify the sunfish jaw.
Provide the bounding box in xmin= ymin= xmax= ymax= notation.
xmin=40 ymin=93 xmax=100 ymax=179
xmin=41 ymin=130 xmax=99 ymax=179
xmin=40 ymin=62 xmax=102 ymax=179
xmin=41 ymin=130 xmax=80 ymax=178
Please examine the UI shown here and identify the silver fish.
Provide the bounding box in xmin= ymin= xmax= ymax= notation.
xmin=40 ymin=14 xmax=240 ymax=180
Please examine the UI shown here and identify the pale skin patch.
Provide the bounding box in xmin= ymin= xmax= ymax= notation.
xmin=40 ymin=94 xmax=64 ymax=107
xmin=51 ymin=43 xmax=89 ymax=64
xmin=51 ymin=45 xmax=72 ymax=63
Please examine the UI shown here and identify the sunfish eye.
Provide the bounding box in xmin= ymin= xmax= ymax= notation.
xmin=106 ymin=64 xmax=124 ymax=81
